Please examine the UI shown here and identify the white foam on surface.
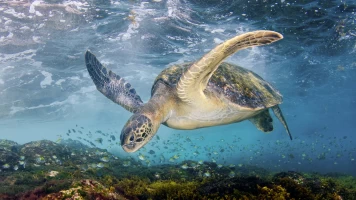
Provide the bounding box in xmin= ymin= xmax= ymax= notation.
xmin=20 ymin=26 xmax=31 ymax=30
xmin=32 ymin=36 xmax=41 ymax=43
xmin=69 ymin=76 xmax=81 ymax=81
xmin=63 ymin=0 xmax=89 ymax=10
xmin=40 ymin=71 xmax=53 ymax=88
xmin=4 ymin=8 xmax=26 ymax=19
xmin=35 ymin=11 xmax=43 ymax=17
xmin=213 ymin=38 xmax=224 ymax=44
xmin=0 ymin=49 xmax=37 ymax=62
xmin=9 ymin=92 xmax=80 ymax=116
xmin=211 ymin=29 xmax=225 ymax=33
xmin=78 ymin=85 xmax=96 ymax=94
xmin=55 ymin=79 xmax=66 ymax=85
xmin=4 ymin=19 xmax=12 ymax=25
xmin=29 ymin=0 xmax=42 ymax=14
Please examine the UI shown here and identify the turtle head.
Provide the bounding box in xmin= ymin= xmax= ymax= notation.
xmin=120 ymin=114 xmax=158 ymax=152
xmin=120 ymin=90 xmax=171 ymax=153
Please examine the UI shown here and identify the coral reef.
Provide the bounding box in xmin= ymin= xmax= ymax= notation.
xmin=0 ymin=139 xmax=355 ymax=199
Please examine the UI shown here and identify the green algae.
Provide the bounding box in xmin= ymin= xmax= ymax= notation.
xmin=147 ymin=180 xmax=201 ymax=199
xmin=257 ymin=185 xmax=290 ymax=200
xmin=112 ymin=177 xmax=202 ymax=199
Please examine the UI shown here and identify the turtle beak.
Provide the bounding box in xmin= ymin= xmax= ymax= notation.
xmin=120 ymin=127 xmax=138 ymax=152
xmin=122 ymin=142 xmax=137 ymax=152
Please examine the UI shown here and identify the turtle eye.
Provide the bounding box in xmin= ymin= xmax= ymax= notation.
xmin=130 ymin=135 xmax=135 ymax=142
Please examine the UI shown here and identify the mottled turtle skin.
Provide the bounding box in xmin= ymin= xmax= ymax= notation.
xmin=152 ymin=62 xmax=282 ymax=110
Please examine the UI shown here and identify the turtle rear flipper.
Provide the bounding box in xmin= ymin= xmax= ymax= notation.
xmin=272 ymin=105 xmax=292 ymax=140
xmin=176 ymin=30 xmax=283 ymax=105
xmin=85 ymin=50 xmax=143 ymax=113
xmin=249 ymin=109 xmax=273 ymax=132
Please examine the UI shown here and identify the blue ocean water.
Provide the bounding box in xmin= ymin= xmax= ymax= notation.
xmin=0 ymin=0 xmax=355 ymax=177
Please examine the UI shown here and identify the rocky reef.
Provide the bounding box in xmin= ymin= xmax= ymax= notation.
xmin=0 ymin=139 xmax=355 ymax=199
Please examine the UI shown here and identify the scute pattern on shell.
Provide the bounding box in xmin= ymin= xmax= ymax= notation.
xmin=152 ymin=62 xmax=282 ymax=109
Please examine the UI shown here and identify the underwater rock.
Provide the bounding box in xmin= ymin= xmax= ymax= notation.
xmin=272 ymin=171 xmax=352 ymax=200
xmin=198 ymin=176 xmax=270 ymax=197
xmin=20 ymin=140 xmax=71 ymax=167
xmin=257 ymin=185 xmax=291 ymax=199
xmin=15 ymin=180 xmax=72 ymax=200
xmin=0 ymin=139 xmax=19 ymax=148
xmin=0 ymin=139 xmax=20 ymax=170
xmin=59 ymin=138 xmax=91 ymax=150
xmin=43 ymin=179 xmax=127 ymax=200
xmin=2 ymin=139 xmax=118 ymax=172
xmin=273 ymin=171 xmax=307 ymax=185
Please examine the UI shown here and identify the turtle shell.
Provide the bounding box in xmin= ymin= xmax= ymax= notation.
xmin=152 ymin=62 xmax=282 ymax=109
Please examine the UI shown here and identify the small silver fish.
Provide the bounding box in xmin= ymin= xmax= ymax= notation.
xmin=96 ymin=162 xmax=105 ymax=168
xmin=2 ymin=164 xmax=10 ymax=169
xmin=35 ymin=156 xmax=45 ymax=164
xmin=229 ymin=171 xmax=235 ymax=178
xmin=138 ymin=153 xmax=145 ymax=161
xmin=181 ymin=163 xmax=188 ymax=169
xmin=100 ymin=156 xmax=110 ymax=162
xmin=204 ymin=171 xmax=211 ymax=177
xmin=122 ymin=161 xmax=131 ymax=167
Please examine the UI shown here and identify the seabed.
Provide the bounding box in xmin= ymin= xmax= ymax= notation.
xmin=0 ymin=139 xmax=355 ymax=200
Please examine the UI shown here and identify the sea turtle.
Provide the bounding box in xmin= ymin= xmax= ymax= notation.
xmin=85 ymin=30 xmax=292 ymax=153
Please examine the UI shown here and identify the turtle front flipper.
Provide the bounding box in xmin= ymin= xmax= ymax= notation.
xmin=85 ymin=50 xmax=143 ymax=113
xmin=176 ymin=30 xmax=283 ymax=104
xmin=249 ymin=109 xmax=273 ymax=133
xmin=272 ymin=105 xmax=292 ymax=140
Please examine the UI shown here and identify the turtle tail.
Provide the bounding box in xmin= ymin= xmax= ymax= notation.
xmin=272 ymin=105 xmax=292 ymax=140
